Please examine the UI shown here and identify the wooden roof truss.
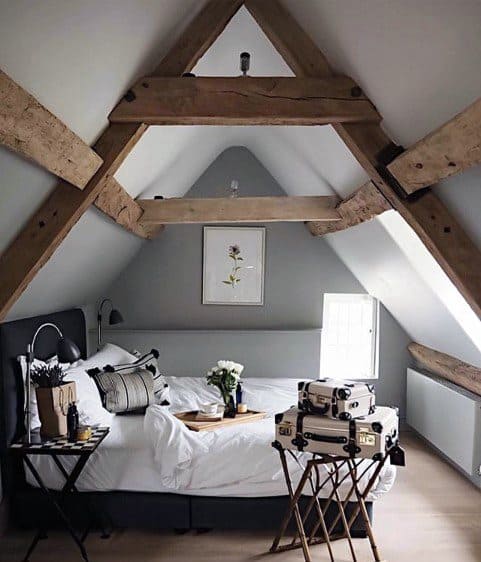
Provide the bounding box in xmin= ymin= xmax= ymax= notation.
xmin=0 ymin=0 xmax=480 ymax=321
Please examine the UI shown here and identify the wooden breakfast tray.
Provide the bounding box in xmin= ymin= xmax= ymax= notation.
xmin=175 ymin=410 xmax=267 ymax=432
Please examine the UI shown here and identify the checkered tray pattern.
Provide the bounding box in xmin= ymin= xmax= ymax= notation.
xmin=10 ymin=427 xmax=109 ymax=455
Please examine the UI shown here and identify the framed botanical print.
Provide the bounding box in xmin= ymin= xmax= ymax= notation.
xmin=203 ymin=226 xmax=266 ymax=305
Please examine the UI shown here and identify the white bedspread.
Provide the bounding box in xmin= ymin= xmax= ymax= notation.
xmin=27 ymin=377 xmax=396 ymax=499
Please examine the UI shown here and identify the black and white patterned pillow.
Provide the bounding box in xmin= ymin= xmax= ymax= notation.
xmin=90 ymin=368 xmax=155 ymax=414
xmin=96 ymin=349 xmax=170 ymax=406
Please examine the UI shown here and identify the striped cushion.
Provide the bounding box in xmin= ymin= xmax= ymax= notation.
xmin=92 ymin=368 xmax=154 ymax=414
xmin=99 ymin=349 xmax=170 ymax=407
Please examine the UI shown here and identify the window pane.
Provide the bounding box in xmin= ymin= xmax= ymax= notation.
xmin=320 ymin=293 xmax=378 ymax=380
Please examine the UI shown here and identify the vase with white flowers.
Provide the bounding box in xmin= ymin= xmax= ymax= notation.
xmin=206 ymin=360 xmax=244 ymax=418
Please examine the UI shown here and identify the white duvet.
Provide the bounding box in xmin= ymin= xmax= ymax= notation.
xmin=27 ymin=377 xmax=396 ymax=499
xmin=143 ymin=377 xmax=396 ymax=500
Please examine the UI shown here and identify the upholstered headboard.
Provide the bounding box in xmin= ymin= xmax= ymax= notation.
xmin=0 ymin=308 xmax=87 ymax=494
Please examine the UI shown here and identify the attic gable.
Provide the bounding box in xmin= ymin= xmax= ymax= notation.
xmin=0 ymin=3 xmax=478 ymax=374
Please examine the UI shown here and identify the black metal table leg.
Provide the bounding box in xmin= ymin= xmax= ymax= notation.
xmin=52 ymin=455 xmax=111 ymax=542
xmin=23 ymin=456 xmax=90 ymax=562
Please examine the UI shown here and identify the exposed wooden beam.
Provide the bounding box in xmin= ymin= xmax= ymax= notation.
xmin=151 ymin=0 xmax=245 ymax=77
xmin=308 ymin=181 xmax=392 ymax=236
xmin=0 ymin=0 xmax=240 ymax=321
xmin=248 ymin=0 xmax=481 ymax=319
xmin=0 ymin=69 xmax=102 ymax=189
xmin=408 ymin=342 xmax=481 ymax=397
xmin=138 ymin=196 xmax=341 ymax=224
xmin=387 ymin=97 xmax=481 ymax=195
xmin=94 ymin=178 xmax=163 ymax=239
xmin=109 ymin=76 xmax=380 ymax=126
xmin=245 ymin=0 xmax=331 ymax=78
xmin=0 ymin=123 xmax=147 ymax=321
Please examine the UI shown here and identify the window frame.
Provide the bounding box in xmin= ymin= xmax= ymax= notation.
xmin=320 ymin=293 xmax=379 ymax=380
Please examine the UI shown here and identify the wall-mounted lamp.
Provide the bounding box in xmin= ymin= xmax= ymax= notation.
xmin=25 ymin=323 xmax=81 ymax=443
xmin=97 ymin=299 xmax=124 ymax=350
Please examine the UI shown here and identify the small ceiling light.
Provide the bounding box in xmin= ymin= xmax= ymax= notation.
xmin=240 ymin=52 xmax=250 ymax=76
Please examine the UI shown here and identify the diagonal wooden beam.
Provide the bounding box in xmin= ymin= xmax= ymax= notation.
xmin=0 ymin=123 xmax=147 ymax=321
xmin=308 ymin=181 xmax=392 ymax=236
xmin=138 ymin=196 xmax=341 ymax=224
xmin=109 ymin=76 xmax=380 ymax=126
xmin=245 ymin=0 xmax=331 ymax=78
xmin=408 ymin=342 xmax=481 ymax=397
xmin=387 ymin=97 xmax=481 ymax=194
xmin=249 ymin=0 xmax=481 ymax=319
xmin=0 ymin=0 xmax=244 ymax=322
xmin=94 ymin=178 xmax=163 ymax=239
xmin=151 ymin=0 xmax=245 ymax=77
xmin=0 ymin=69 xmax=102 ymax=189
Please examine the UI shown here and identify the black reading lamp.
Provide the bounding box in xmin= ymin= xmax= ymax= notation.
xmin=97 ymin=298 xmax=124 ymax=350
xmin=25 ymin=323 xmax=81 ymax=443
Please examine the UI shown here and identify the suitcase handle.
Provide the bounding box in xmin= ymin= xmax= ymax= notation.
xmin=303 ymin=432 xmax=348 ymax=445
xmin=302 ymin=400 xmax=330 ymax=416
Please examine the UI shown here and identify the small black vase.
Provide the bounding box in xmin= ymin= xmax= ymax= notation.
xmin=224 ymin=395 xmax=236 ymax=418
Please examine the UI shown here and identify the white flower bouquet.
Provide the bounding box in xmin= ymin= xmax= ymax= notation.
xmin=206 ymin=360 xmax=244 ymax=407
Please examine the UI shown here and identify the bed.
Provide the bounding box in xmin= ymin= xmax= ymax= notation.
xmin=0 ymin=308 xmax=395 ymax=533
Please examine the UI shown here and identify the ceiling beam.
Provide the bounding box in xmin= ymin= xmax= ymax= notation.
xmin=308 ymin=181 xmax=392 ymax=236
xmin=0 ymin=123 xmax=147 ymax=321
xmin=94 ymin=178 xmax=163 ymax=239
xmin=249 ymin=0 xmax=481 ymax=319
xmin=138 ymin=196 xmax=341 ymax=224
xmin=0 ymin=69 xmax=102 ymax=189
xmin=387 ymin=97 xmax=481 ymax=195
xmin=151 ymin=0 xmax=245 ymax=77
xmin=408 ymin=342 xmax=481 ymax=397
xmin=245 ymin=0 xmax=331 ymax=78
xmin=109 ymin=76 xmax=380 ymax=126
xmin=0 ymin=0 xmax=243 ymax=321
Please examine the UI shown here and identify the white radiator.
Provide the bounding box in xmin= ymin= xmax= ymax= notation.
xmin=407 ymin=367 xmax=481 ymax=487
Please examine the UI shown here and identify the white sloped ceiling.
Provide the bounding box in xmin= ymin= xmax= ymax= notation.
xmin=1 ymin=1 xmax=481 ymax=367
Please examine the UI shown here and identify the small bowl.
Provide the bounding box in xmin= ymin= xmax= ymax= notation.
xmin=200 ymin=402 xmax=218 ymax=415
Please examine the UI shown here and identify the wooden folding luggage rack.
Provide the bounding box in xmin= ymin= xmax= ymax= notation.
xmin=270 ymin=441 xmax=399 ymax=562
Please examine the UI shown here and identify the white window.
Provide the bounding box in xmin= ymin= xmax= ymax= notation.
xmin=320 ymin=293 xmax=379 ymax=380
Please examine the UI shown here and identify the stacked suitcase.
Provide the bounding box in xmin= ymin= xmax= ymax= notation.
xmin=274 ymin=378 xmax=400 ymax=461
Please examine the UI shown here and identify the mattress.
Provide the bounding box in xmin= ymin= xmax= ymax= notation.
xmin=27 ymin=377 xmax=397 ymax=499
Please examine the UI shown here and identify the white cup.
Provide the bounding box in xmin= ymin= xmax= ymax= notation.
xmin=200 ymin=402 xmax=218 ymax=415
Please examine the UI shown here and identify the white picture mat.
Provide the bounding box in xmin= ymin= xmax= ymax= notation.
xmin=203 ymin=226 xmax=265 ymax=305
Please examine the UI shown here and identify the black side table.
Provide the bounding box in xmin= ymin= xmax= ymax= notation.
xmin=10 ymin=427 xmax=110 ymax=562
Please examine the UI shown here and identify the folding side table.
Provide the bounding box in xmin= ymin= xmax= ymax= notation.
xmin=10 ymin=427 xmax=110 ymax=562
xmin=270 ymin=441 xmax=396 ymax=562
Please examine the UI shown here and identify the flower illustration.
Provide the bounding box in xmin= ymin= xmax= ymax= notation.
xmin=223 ymin=244 xmax=243 ymax=287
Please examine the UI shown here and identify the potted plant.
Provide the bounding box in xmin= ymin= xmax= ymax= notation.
xmin=206 ymin=360 xmax=243 ymax=418
xmin=31 ymin=364 xmax=76 ymax=437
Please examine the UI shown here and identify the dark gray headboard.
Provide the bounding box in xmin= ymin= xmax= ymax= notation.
xmin=0 ymin=308 xmax=86 ymax=494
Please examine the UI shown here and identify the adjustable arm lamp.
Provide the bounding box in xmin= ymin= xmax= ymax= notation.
xmin=25 ymin=323 xmax=81 ymax=443
xmin=97 ymin=299 xmax=124 ymax=350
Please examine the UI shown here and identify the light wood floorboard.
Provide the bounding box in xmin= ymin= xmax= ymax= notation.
xmin=2 ymin=432 xmax=481 ymax=561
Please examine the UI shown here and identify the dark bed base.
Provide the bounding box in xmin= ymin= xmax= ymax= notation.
xmin=12 ymin=488 xmax=371 ymax=537
xmin=0 ymin=309 xmax=371 ymax=538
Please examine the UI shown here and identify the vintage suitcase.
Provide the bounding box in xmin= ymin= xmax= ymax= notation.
xmin=275 ymin=406 xmax=399 ymax=460
xmin=298 ymin=378 xmax=375 ymax=420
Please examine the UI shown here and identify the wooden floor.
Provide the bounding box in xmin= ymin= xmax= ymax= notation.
xmin=2 ymin=432 xmax=481 ymax=562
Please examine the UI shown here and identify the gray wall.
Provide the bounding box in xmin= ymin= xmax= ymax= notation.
xmin=106 ymin=147 xmax=411 ymax=414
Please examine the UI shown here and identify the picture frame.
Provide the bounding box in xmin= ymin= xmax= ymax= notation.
xmin=202 ymin=226 xmax=266 ymax=305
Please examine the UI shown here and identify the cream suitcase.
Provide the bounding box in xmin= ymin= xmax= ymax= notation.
xmin=275 ymin=405 xmax=398 ymax=460
xmin=298 ymin=378 xmax=375 ymax=420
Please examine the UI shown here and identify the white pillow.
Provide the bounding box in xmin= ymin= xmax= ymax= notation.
xmin=81 ymin=343 xmax=138 ymax=370
xmin=63 ymin=364 xmax=113 ymax=426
